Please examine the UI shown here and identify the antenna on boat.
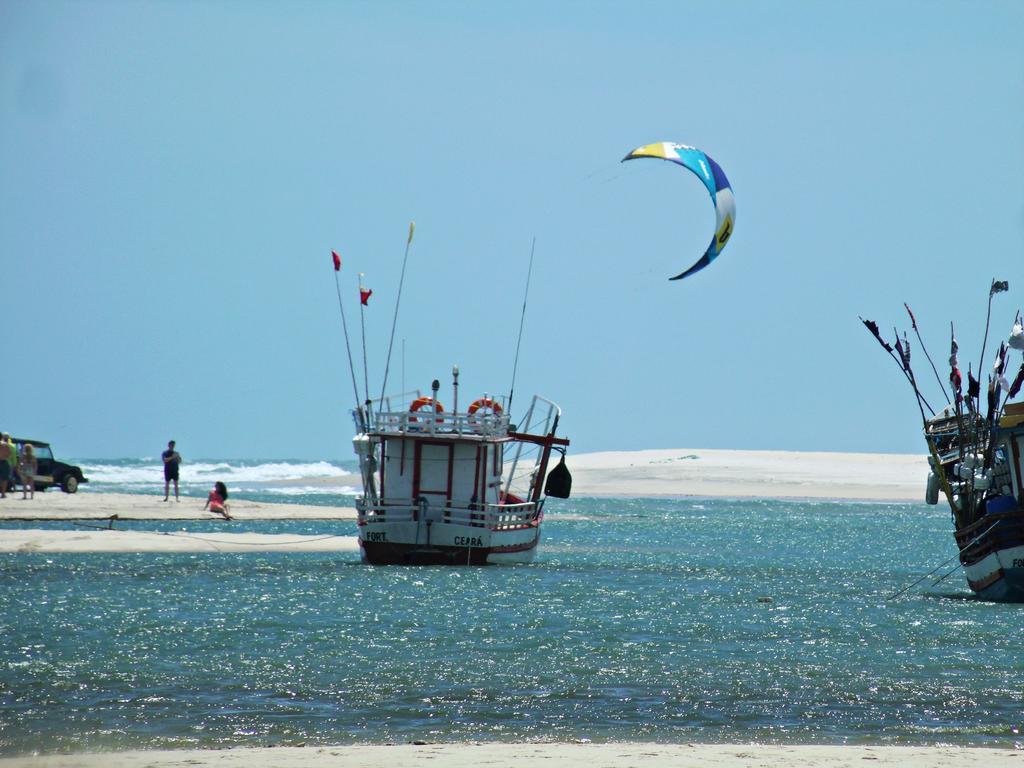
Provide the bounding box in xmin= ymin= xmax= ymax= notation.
xmin=978 ymin=278 xmax=1009 ymax=393
xmin=359 ymin=272 xmax=372 ymax=421
xmin=331 ymin=251 xmax=364 ymax=428
xmin=452 ymin=365 xmax=460 ymax=416
xmin=508 ymin=237 xmax=536 ymax=415
xmin=380 ymin=221 xmax=416 ymax=405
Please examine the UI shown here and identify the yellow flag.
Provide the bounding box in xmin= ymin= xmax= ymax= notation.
xmin=407 ymin=221 xmax=415 ymax=245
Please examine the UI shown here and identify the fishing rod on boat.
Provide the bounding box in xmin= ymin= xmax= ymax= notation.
xmin=948 ymin=322 xmax=968 ymax=464
xmin=331 ymin=251 xmax=364 ymax=430
xmin=507 ymin=237 xmax=536 ymax=416
xmin=975 ymin=288 xmax=1013 ymax=476
xmin=379 ymin=222 xmax=416 ymax=405
xmin=859 ymin=318 xmax=936 ymax=416
xmin=891 ymin=324 xmax=936 ymax=419
xmin=971 ymin=279 xmax=1010 ymax=418
xmin=897 ymin=327 xmax=963 ymax=520
xmin=977 ymin=278 xmax=1004 ymax=392
xmin=904 ymin=303 xmax=951 ymax=406
xmin=860 ymin=317 xmax=956 ymax=517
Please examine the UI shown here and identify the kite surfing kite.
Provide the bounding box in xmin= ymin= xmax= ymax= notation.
xmin=622 ymin=142 xmax=735 ymax=281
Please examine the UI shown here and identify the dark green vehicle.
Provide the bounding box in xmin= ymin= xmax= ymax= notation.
xmin=12 ymin=439 xmax=88 ymax=493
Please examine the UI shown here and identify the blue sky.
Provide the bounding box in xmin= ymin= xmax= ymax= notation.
xmin=2 ymin=1 xmax=1022 ymax=460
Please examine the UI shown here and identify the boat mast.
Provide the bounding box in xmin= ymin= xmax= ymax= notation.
xmin=331 ymin=252 xmax=365 ymax=431
xmin=380 ymin=221 xmax=416 ymax=404
xmin=507 ymin=237 xmax=536 ymax=417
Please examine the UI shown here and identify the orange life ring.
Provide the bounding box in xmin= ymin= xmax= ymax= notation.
xmin=409 ymin=397 xmax=444 ymax=422
xmin=467 ymin=397 xmax=503 ymax=415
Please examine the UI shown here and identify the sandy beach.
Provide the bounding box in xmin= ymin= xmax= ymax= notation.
xmin=0 ymin=491 xmax=359 ymax=552
xmin=0 ymin=491 xmax=357 ymax=522
xmin=1 ymin=742 xmax=1019 ymax=767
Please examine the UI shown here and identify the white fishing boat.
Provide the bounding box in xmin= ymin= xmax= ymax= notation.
xmin=330 ymin=228 xmax=570 ymax=565
xmin=351 ymin=371 xmax=571 ymax=565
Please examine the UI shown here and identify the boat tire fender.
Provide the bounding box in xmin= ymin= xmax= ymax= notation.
xmin=925 ymin=471 xmax=939 ymax=505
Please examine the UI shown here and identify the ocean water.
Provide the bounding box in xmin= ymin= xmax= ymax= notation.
xmin=2 ymin=460 xmax=1023 ymax=754
xmin=77 ymin=457 xmax=361 ymax=499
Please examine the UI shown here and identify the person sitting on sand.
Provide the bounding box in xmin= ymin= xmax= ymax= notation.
xmin=204 ymin=481 xmax=231 ymax=520
xmin=18 ymin=443 xmax=37 ymax=500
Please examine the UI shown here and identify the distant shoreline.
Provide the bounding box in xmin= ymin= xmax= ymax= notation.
xmin=8 ymin=448 xmax=929 ymax=507
xmin=0 ymin=448 xmax=928 ymax=553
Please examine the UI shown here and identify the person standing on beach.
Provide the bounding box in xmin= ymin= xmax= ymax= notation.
xmin=0 ymin=435 xmax=10 ymax=498
xmin=162 ymin=440 xmax=182 ymax=502
xmin=18 ymin=443 xmax=37 ymax=500
xmin=3 ymin=435 xmax=16 ymax=491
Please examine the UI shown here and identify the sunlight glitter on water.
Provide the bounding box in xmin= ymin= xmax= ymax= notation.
xmin=2 ymin=497 xmax=1022 ymax=753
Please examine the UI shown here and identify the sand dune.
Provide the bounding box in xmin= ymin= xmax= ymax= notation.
xmin=566 ymin=448 xmax=926 ymax=501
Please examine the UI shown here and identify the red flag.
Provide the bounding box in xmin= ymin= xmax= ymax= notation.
xmin=360 ymin=287 xmax=372 ymax=306
xmin=331 ymin=250 xmax=341 ymax=271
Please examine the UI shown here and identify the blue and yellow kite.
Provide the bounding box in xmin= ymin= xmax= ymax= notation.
xmin=622 ymin=142 xmax=736 ymax=281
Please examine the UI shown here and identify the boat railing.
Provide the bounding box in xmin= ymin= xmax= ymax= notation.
xmin=357 ymin=497 xmax=539 ymax=530
xmin=482 ymin=501 xmax=539 ymax=530
xmin=356 ymin=499 xmax=418 ymax=524
xmin=370 ymin=409 xmax=511 ymax=437
xmin=502 ymin=395 xmax=563 ymax=501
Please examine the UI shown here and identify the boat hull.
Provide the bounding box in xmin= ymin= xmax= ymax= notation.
xmin=962 ymin=544 xmax=1024 ymax=602
xmin=358 ymin=520 xmax=541 ymax=565
xmin=956 ymin=511 xmax=1024 ymax=602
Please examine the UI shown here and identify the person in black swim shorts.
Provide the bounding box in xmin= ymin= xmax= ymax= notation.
xmin=162 ymin=440 xmax=181 ymax=501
